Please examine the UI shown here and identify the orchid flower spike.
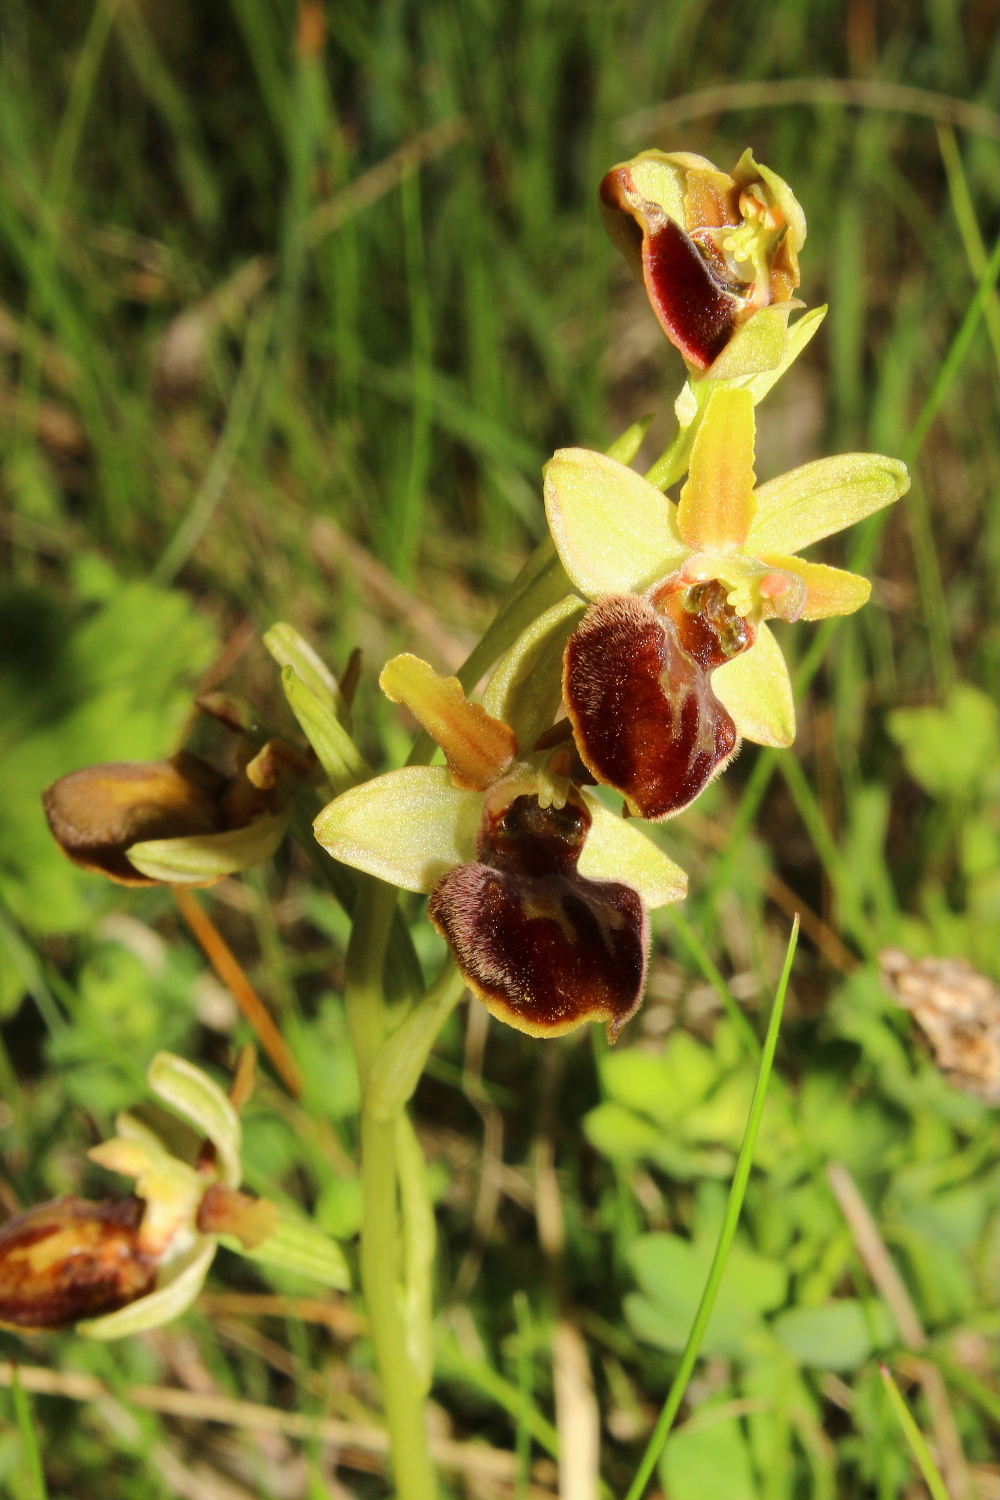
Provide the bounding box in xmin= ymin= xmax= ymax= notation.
xmin=600 ymin=147 xmax=807 ymax=377
xmin=314 ymin=653 xmax=687 ymax=1040
xmin=545 ymin=386 xmax=909 ymax=820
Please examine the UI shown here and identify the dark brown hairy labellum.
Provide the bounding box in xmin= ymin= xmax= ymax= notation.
xmin=0 ymin=1195 xmax=156 ymax=1330
xmin=43 ymin=752 xmax=226 ymax=885
xmin=429 ymin=794 xmax=648 ymax=1040
xmin=564 ymin=584 xmax=752 ymax=821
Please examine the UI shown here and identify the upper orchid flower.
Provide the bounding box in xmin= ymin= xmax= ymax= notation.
xmin=600 ymin=148 xmax=807 ymax=376
xmin=545 ymin=386 xmax=909 ymax=820
xmin=314 ymin=652 xmax=687 ymax=1040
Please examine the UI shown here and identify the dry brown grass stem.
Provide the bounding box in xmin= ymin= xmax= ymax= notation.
xmin=621 ymin=79 xmax=1000 ymax=141
xmin=172 ymin=885 xmax=304 ymax=1099
xmin=0 ymin=1362 xmax=556 ymax=1493
xmin=826 ymin=1161 xmax=970 ymax=1500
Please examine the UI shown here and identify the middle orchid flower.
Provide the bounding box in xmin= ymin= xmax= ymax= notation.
xmin=313 ymin=654 xmax=687 ymax=1040
xmin=545 ymin=386 xmax=909 ymax=821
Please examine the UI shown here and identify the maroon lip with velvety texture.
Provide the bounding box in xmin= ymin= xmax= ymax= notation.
xmin=564 ymin=580 xmax=753 ymax=821
xmin=429 ymin=793 xmax=649 ymax=1040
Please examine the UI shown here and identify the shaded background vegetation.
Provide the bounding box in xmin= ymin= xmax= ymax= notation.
xmin=0 ymin=1 xmax=997 ymax=1496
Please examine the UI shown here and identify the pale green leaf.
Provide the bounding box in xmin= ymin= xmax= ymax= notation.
xmin=660 ymin=1408 xmax=760 ymax=1500
xmin=482 ymin=594 xmax=585 ymax=750
xmin=264 ymin=623 xmax=344 ymax=718
xmin=772 ymin=1298 xmax=895 ymax=1370
xmin=280 ymin=666 xmax=369 ymax=792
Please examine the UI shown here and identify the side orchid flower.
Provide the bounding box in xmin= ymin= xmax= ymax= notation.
xmin=43 ymin=736 xmax=301 ymax=887
xmin=0 ymin=1052 xmax=349 ymax=1337
xmin=545 ymin=386 xmax=909 ymax=820
xmin=600 ymin=148 xmax=807 ymax=376
xmin=0 ymin=1054 xmax=276 ymax=1336
xmin=314 ymin=653 xmax=687 ymax=1040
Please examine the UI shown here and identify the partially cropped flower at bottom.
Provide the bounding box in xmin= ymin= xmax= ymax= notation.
xmin=0 ymin=1054 xmax=277 ymax=1337
xmin=314 ymin=654 xmax=687 ymax=1040
xmin=545 ymin=385 xmax=910 ymax=820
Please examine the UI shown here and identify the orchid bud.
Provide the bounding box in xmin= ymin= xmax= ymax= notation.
xmin=600 ymin=148 xmax=806 ymax=373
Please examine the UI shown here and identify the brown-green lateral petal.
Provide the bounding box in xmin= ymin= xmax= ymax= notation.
xmin=564 ymin=586 xmax=751 ymax=820
xmin=0 ymin=1196 xmax=156 ymax=1331
xmin=429 ymin=795 xmax=648 ymax=1041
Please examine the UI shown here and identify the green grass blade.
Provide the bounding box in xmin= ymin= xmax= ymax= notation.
xmin=878 ymin=1364 xmax=951 ymax=1500
xmin=10 ymin=1368 xmax=49 ymax=1500
xmin=623 ymin=916 xmax=800 ymax=1500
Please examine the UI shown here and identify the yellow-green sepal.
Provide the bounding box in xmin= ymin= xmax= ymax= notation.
xmin=544 ymin=448 xmax=686 ymax=599
xmin=749 ymin=453 xmax=910 ymax=555
xmin=711 ymin=622 xmax=796 ymax=747
xmin=126 ymin=813 xmax=288 ymax=886
xmin=577 ymin=791 xmax=688 ymax=908
xmin=314 ymin=766 xmax=483 ymax=893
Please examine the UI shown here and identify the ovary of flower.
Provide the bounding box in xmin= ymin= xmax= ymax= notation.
xmin=545 ymin=385 xmax=910 ymax=751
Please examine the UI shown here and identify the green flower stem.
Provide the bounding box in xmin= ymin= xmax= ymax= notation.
xmin=345 ymin=875 xmax=399 ymax=1084
xmin=396 ymin=1110 xmax=437 ymax=1394
xmin=367 ymin=959 xmax=468 ymax=1121
xmin=360 ymin=1108 xmax=439 ymax=1500
xmin=643 ymin=417 xmax=695 ymax=491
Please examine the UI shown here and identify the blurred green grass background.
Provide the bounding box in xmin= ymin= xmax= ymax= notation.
xmin=0 ymin=1 xmax=997 ymax=1496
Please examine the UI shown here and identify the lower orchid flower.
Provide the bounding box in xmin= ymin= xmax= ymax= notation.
xmin=313 ymin=653 xmax=687 ymax=1040
xmin=545 ymin=385 xmax=910 ymax=820
xmin=0 ymin=1052 xmax=348 ymax=1338
xmin=0 ymin=1054 xmax=276 ymax=1336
